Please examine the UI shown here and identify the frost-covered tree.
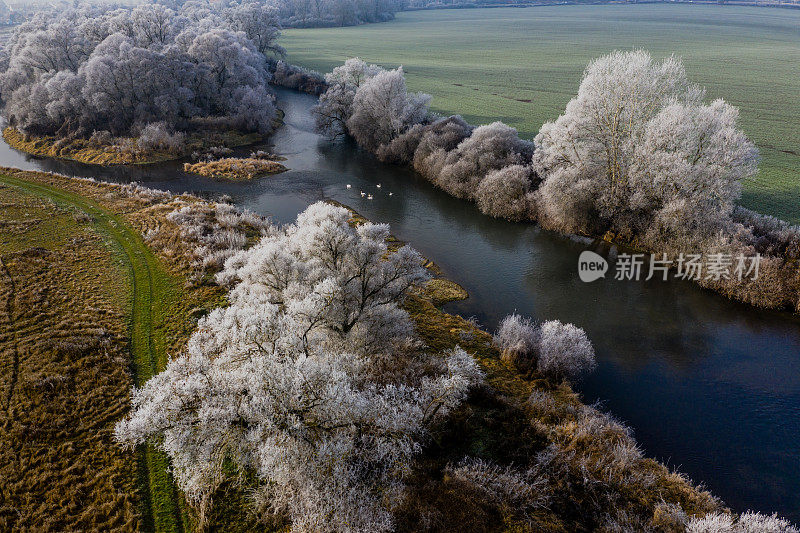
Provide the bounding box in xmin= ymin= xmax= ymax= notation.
xmin=376 ymin=115 xmax=473 ymax=166
xmin=186 ymin=29 xmax=267 ymax=109
xmin=130 ymin=4 xmax=176 ymax=47
xmin=223 ymin=2 xmax=285 ymax=58
xmin=116 ymin=202 xmax=483 ymax=531
xmin=313 ymin=57 xmax=384 ymax=138
xmin=317 ymin=59 xmax=538 ymax=223
xmin=314 ymin=59 xmax=430 ymax=149
xmin=275 ymin=0 xmax=401 ymax=28
xmin=347 ymin=67 xmax=431 ymax=151
xmin=495 ymin=315 xmax=596 ymax=381
xmin=215 ymin=201 xmax=432 ymax=352
xmin=0 ymin=3 xmax=280 ymax=139
xmin=428 ymin=121 xmax=534 ymax=200
xmin=81 ymin=33 xmax=196 ymax=134
xmin=533 ymin=50 xmax=758 ymax=238
xmin=633 ymin=99 xmax=758 ymax=242
xmin=475 ymin=164 xmax=536 ymax=221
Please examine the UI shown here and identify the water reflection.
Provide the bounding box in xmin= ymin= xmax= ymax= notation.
xmin=2 ymin=88 xmax=799 ymax=521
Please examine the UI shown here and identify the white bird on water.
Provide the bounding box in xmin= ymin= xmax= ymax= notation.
xmin=376 ymin=184 xmax=381 ymax=188
xmin=346 ymin=184 xmax=351 ymax=189
xmin=367 ymin=194 xmax=374 ymax=200
xmin=389 ymin=192 xmax=393 ymax=196
xmin=360 ymin=191 xmax=366 ymax=197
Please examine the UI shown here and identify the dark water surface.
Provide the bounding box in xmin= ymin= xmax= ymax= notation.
xmin=4 ymin=88 xmax=799 ymax=520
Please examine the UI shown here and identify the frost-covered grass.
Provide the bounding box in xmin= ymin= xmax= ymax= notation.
xmin=0 ymin=169 xmax=238 ymax=531
xmin=283 ymin=4 xmax=800 ymax=223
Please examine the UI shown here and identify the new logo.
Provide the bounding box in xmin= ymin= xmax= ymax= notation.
xmin=578 ymin=251 xmax=608 ymax=282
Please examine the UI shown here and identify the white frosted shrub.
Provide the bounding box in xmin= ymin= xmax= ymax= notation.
xmin=89 ymin=129 xmax=113 ymax=146
xmin=166 ymin=202 xmax=270 ymax=275
xmin=446 ymin=457 xmax=549 ymax=509
xmin=475 ymin=164 xmax=535 ymax=221
xmin=570 ymin=404 xmax=632 ymax=441
xmin=136 ymin=122 xmax=185 ymax=153
xmin=494 ymin=313 xmax=539 ymax=369
xmin=536 ymin=320 xmax=596 ymax=381
xmin=432 ymin=122 xmax=534 ymax=200
xmin=271 ymin=60 xmax=327 ymax=95
xmin=375 ymin=122 xmax=426 ymax=164
xmin=117 ymin=202 xmax=483 ymax=531
xmin=688 ymin=511 xmax=799 ymax=533
xmin=652 ymin=502 xmax=690 ymax=531
xmin=410 ymin=115 xmax=474 ymax=171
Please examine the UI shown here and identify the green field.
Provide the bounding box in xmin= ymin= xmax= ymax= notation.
xmin=282 ymin=4 xmax=800 ymax=223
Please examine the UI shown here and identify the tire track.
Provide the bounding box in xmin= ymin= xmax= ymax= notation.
xmin=0 ymin=174 xmax=184 ymax=533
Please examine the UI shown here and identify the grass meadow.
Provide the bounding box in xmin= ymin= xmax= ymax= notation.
xmin=281 ymin=4 xmax=800 ymax=223
xmin=0 ymin=181 xmax=139 ymax=531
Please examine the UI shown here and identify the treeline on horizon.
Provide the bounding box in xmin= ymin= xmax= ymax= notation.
xmin=6 ymin=0 xmax=799 ymax=33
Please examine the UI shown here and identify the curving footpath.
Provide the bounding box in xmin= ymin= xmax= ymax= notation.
xmin=0 ymin=173 xmax=186 ymax=533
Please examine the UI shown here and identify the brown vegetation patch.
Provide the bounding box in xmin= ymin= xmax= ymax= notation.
xmin=3 ymin=127 xmax=266 ymax=166
xmin=0 ymin=185 xmax=139 ymax=531
xmin=183 ymin=157 xmax=287 ymax=180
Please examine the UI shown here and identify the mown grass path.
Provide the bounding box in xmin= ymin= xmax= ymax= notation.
xmin=0 ymin=173 xmax=187 ymax=533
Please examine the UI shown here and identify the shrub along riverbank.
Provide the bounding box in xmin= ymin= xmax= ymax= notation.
xmin=313 ymin=55 xmax=800 ymax=313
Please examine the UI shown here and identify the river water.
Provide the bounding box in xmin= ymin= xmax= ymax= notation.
xmin=4 ymin=87 xmax=799 ymax=521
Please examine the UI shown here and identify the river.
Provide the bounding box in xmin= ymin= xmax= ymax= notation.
xmin=3 ymin=87 xmax=799 ymax=521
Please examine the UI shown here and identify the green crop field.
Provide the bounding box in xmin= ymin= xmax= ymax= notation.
xmin=281 ymin=4 xmax=800 ymax=223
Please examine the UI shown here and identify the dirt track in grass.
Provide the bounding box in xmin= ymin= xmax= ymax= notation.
xmin=0 ymin=173 xmax=186 ymax=532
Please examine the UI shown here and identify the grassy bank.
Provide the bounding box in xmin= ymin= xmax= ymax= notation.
xmin=0 ymin=181 xmax=139 ymax=530
xmin=0 ymin=169 xmax=234 ymax=531
xmin=282 ymin=4 xmax=800 ymax=223
xmin=3 ymin=127 xmax=263 ymax=166
xmin=0 ymin=173 xmax=189 ymax=531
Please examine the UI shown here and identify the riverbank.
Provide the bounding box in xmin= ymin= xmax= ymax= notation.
xmin=0 ymin=167 xmax=234 ymax=531
xmin=3 ymin=127 xmax=267 ymax=166
xmin=309 ymin=57 xmax=800 ymax=314
xmin=2 ymin=109 xmax=287 ymax=167
xmin=0 ymin=177 xmax=140 ymax=531
xmin=1 ymin=168 xmax=727 ymax=530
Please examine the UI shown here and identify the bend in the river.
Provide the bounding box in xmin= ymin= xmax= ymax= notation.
xmin=2 ymin=87 xmax=799 ymax=521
